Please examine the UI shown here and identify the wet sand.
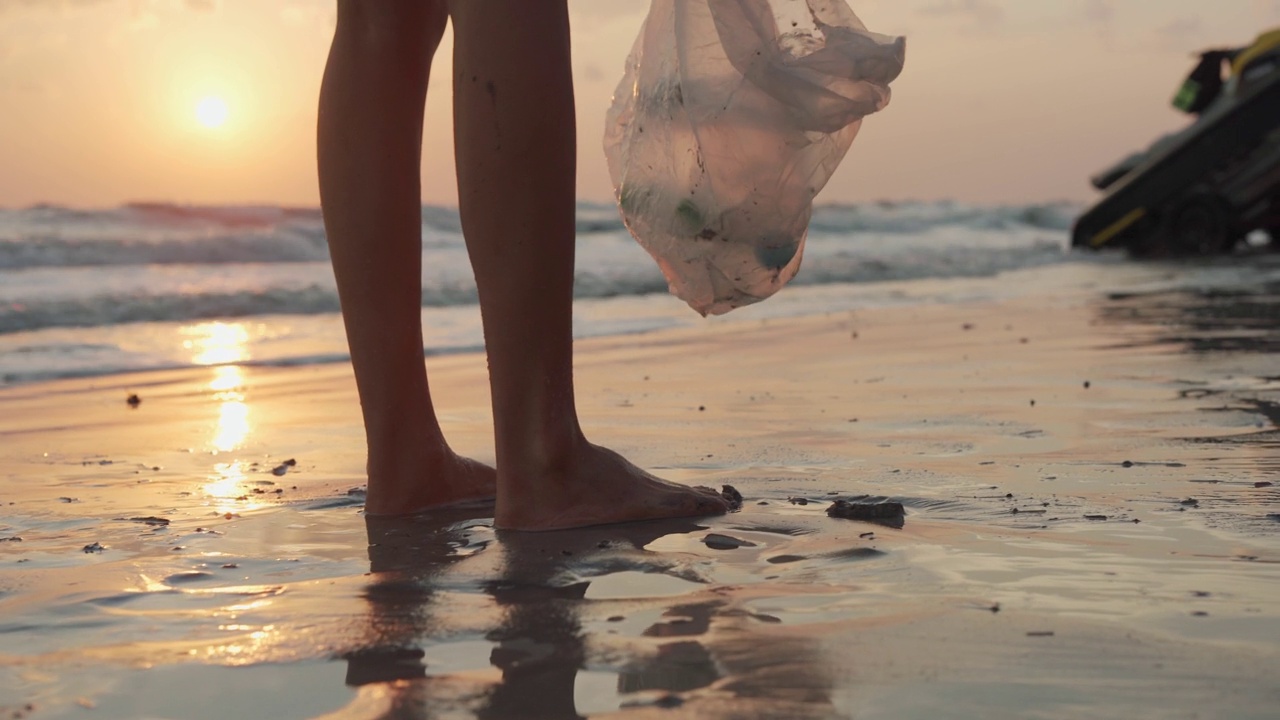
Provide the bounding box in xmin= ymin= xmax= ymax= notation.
xmin=1 ymin=259 xmax=1278 ymax=719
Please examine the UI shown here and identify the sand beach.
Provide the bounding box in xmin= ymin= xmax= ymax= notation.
xmin=1 ymin=256 xmax=1277 ymax=719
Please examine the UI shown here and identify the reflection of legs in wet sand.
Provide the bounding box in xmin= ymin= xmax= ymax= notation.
xmin=319 ymin=0 xmax=728 ymax=530
xmin=343 ymin=514 xmax=483 ymax=690
xmin=346 ymin=516 xmax=733 ymax=717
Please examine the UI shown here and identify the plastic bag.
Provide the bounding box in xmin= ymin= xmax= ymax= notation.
xmin=605 ymin=0 xmax=905 ymax=315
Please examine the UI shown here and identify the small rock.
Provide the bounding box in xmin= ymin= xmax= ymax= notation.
xmin=1180 ymin=498 xmax=1199 ymax=506
xmin=271 ymin=464 xmax=289 ymax=477
xmin=1083 ymin=380 xmax=1091 ymax=389
xmin=1254 ymin=481 xmax=1273 ymax=488
xmin=221 ymin=563 xmax=239 ymax=569
xmin=1026 ymin=631 xmax=1055 ymax=637
xmin=82 ymin=542 xmax=105 ymax=553
xmin=703 ymin=533 xmax=757 ymax=550
xmin=827 ymin=500 xmax=906 ymax=529
xmin=788 ymin=497 xmax=808 ymax=506
xmin=1121 ymin=461 xmax=1134 ymax=468
xmin=128 ymin=516 xmax=170 ymax=526
xmin=126 ymin=394 xmax=141 ymax=408
xmin=720 ymin=485 xmax=743 ymax=509
xmin=283 ymin=458 xmax=297 ymax=467
xmin=1084 ymin=514 xmax=1108 ymax=521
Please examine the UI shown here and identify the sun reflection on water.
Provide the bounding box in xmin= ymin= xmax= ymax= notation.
xmin=204 ymin=459 xmax=266 ymax=513
xmin=183 ymin=321 xmax=250 ymax=366
xmin=210 ymin=365 xmax=250 ymax=453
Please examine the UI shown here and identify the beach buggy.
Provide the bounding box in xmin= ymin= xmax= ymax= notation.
xmin=1072 ymin=28 xmax=1280 ymax=256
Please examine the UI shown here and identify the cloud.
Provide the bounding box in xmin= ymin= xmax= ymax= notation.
xmin=1154 ymin=15 xmax=1205 ymax=50
xmin=915 ymin=0 xmax=1003 ymax=24
xmin=0 ymin=0 xmax=213 ymax=12
xmin=1081 ymin=0 xmax=1113 ymax=26
xmin=1256 ymin=0 xmax=1280 ymax=21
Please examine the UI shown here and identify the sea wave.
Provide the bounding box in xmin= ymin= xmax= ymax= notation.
xmin=0 ymin=243 xmax=1069 ymax=334
xmin=0 ymin=201 xmax=1078 ymax=269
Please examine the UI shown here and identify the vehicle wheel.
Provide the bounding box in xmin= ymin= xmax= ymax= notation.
xmin=1169 ymin=197 xmax=1234 ymax=255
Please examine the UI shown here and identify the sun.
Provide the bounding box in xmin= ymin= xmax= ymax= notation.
xmin=195 ymin=96 xmax=229 ymax=129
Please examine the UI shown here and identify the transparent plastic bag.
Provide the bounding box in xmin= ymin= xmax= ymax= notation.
xmin=604 ymin=0 xmax=905 ymax=315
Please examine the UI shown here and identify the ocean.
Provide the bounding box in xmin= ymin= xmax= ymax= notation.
xmin=0 ymin=200 xmax=1090 ymax=386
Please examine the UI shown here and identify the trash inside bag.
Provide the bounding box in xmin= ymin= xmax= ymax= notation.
xmin=605 ymin=0 xmax=905 ymax=315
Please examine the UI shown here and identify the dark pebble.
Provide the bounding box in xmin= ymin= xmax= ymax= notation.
xmin=827 ymin=500 xmax=906 ymax=529
xmin=1254 ymin=481 xmax=1273 ymax=488
xmin=126 ymin=394 xmax=141 ymax=408
xmin=128 ymin=516 xmax=170 ymax=526
xmin=1180 ymin=498 xmax=1199 ymax=506
xmin=283 ymin=458 xmax=297 ymax=467
xmin=82 ymin=542 xmax=105 ymax=553
xmin=1083 ymin=381 xmax=1091 ymax=389
xmin=720 ymin=484 xmax=743 ymax=509
xmin=1026 ymin=631 xmax=1055 ymax=637
xmin=789 ymin=497 xmax=809 ymax=506
xmin=1121 ymin=461 xmax=1134 ymax=468
xmin=1084 ymin=514 xmax=1108 ymax=521
xmin=703 ymin=533 xmax=757 ymax=550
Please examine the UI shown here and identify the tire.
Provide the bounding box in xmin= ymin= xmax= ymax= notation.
xmin=1169 ymin=197 xmax=1234 ymax=255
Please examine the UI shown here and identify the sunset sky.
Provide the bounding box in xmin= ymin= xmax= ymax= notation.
xmin=2 ymin=0 xmax=1278 ymax=208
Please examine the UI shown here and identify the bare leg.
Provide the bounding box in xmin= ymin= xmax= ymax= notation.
xmin=318 ymin=0 xmax=494 ymax=515
xmin=448 ymin=0 xmax=727 ymax=530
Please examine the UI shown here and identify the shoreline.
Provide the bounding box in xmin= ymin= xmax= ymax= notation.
xmin=1 ymin=261 xmax=1278 ymax=718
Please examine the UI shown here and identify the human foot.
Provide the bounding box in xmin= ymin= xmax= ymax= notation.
xmin=494 ymin=441 xmax=730 ymax=531
xmin=364 ymin=449 xmax=497 ymax=516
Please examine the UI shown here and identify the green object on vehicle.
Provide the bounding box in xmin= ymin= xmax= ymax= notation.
xmin=1172 ymin=79 xmax=1201 ymax=112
